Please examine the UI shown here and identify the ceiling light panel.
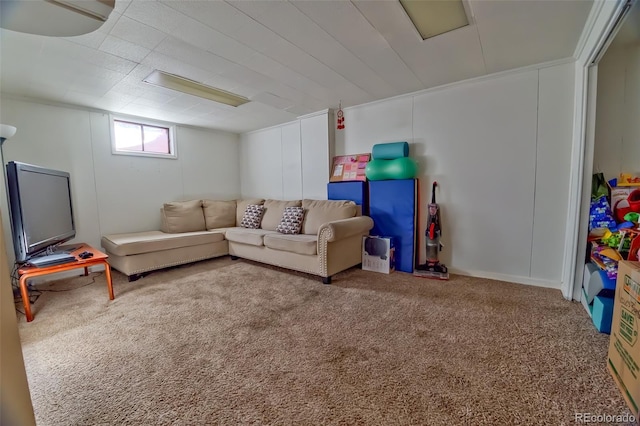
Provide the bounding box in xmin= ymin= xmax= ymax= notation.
xmin=48 ymin=0 xmax=114 ymax=21
xmin=143 ymin=70 xmax=250 ymax=108
xmin=400 ymin=0 xmax=469 ymax=40
xmin=0 ymin=0 xmax=114 ymax=36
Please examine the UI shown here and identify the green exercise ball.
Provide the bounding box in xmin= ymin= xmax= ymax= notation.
xmin=365 ymin=157 xmax=418 ymax=181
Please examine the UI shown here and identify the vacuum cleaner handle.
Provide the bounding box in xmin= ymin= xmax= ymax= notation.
xmin=432 ymin=181 xmax=437 ymax=204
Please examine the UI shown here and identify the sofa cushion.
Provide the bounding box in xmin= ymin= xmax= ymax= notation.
xmin=301 ymin=199 xmax=357 ymax=235
xmin=101 ymin=230 xmax=224 ymax=257
xmin=276 ymin=206 xmax=305 ymax=234
xmin=261 ymin=199 xmax=302 ymax=231
xmin=160 ymin=200 xmax=206 ymax=233
xmin=225 ymin=228 xmax=275 ymax=246
xmin=236 ymin=199 xmax=264 ymax=225
xmin=203 ymin=199 xmax=237 ymax=229
xmin=240 ymin=204 xmax=265 ymax=229
xmin=263 ymin=233 xmax=317 ymax=255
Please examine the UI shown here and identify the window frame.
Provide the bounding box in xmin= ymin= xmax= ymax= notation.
xmin=109 ymin=114 xmax=178 ymax=159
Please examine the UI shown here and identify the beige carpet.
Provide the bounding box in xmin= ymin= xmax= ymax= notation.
xmin=16 ymin=257 xmax=633 ymax=425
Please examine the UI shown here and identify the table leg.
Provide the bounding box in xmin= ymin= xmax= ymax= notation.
xmin=104 ymin=261 xmax=114 ymax=300
xmin=19 ymin=276 xmax=33 ymax=322
xmin=84 ymin=267 xmax=89 ymax=276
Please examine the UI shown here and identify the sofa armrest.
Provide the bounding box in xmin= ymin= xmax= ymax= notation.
xmin=318 ymin=216 xmax=374 ymax=243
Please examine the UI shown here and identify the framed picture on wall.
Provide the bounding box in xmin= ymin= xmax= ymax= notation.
xmin=330 ymin=153 xmax=370 ymax=182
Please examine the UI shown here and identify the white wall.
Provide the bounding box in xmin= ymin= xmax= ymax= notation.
xmin=300 ymin=112 xmax=332 ymax=200
xmin=533 ymin=64 xmax=575 ymax=283
xmin=281 ymin=122 xmax=303 ymax=200
xmin=240 ymin=62 xmax=576 ymax=288
xmin=410 ymin=71 xmax=539 ymax=280
xmin=0 ymin=63 xmax=577 ymax=288
xmin=593 ymin=44 xmax=640 ymax=179
xmin=240 ymin=110 xmax=331 ymax=201
xmin=240 ymin=126 xmax=284 ymax=199
xmin=0 ymin=98 xmax=240 ymax=263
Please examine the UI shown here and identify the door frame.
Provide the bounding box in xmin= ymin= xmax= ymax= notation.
xmin=562 ymin=0 xmax=634 ymax=300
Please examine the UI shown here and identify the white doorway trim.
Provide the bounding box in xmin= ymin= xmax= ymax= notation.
xmin=562 ymin=0 xmax=635 ymax=300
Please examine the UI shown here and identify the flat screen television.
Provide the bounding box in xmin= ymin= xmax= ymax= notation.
xmin=6 ymin=161 xmax=76 ymax=263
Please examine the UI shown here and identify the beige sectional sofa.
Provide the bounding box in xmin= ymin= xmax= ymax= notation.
xmin=101 ymin=198 xmax=374 ymax=284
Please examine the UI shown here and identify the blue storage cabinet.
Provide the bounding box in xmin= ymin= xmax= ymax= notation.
xmin=368 ymin=179 xmax=418 ymax=273
xmin=328 ymin=181 xmax=369 ymax=215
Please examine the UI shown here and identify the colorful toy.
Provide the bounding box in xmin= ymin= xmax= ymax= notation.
xmin=616 ymin=173 xmax=640 ymax=186
xmin=629 ymin=189 xmax=640 ymax=212
xmin=624 ymin=212 xmax=640 ymax=223
xmin=629 ymin=232 xmax=640 ymax=261
xmin=590 ymin=243 xmax=618 ymax=281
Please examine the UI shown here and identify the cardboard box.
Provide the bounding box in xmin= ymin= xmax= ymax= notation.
xmin=608 ymin=260 xmax=640 ymax=418
xmin=362 ymin=236 xmax=395 ymax=274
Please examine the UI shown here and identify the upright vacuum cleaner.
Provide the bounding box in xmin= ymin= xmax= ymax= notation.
xmin=414 ymin=181 xmax=449 ymax=280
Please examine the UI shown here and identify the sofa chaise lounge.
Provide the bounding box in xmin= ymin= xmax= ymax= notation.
xmin=101 ymin=198 xmax=374 ymax=284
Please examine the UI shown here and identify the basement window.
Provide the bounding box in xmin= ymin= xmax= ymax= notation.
xmin=110 ymin=116 xmax=177 ymax=159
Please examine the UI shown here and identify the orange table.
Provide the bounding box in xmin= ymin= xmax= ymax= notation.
xmin=17 ymin=243 xmax=114 ymax=322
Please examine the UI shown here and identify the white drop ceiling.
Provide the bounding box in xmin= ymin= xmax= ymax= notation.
xmin=0 ymin=0 xmax=594 ymax=134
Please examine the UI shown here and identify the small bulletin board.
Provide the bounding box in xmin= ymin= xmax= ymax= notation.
xmin=330 ymin=153 xmax=370 ymax=182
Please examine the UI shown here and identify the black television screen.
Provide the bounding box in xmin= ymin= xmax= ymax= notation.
xmin=6 ymin=161 xmax=76 ymax=263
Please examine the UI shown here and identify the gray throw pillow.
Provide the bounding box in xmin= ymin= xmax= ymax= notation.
xmin=240 ymin=204 xmax=265 ymax=229
xmin=276 ymin=206 xmax=305 ymax=234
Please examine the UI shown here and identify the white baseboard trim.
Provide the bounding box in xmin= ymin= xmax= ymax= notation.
xmin=449 ymin=267 xmax=562 ymax=290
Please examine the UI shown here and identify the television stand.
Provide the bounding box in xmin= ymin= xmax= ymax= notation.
xmin=17 ymin=243 xmax=114 ymax=322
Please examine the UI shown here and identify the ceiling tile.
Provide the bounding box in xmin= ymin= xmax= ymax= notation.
xmin=42 ymin=38 xmax=139 ymax=75
xmin=109 ymin=15 xmax=166 ymax=50
xmin=161 ymin=0 xmax=252 ymax=35
xmin=353 ymin=0 xmax=485 ymax=87
xmin=292 ymin=0 xmax=424 ymax=95
xmin=183 ymin=101 xmax=235 ymax=118
xmin=239 ymin=52 xmax=333 ymax=104
xmin=134 ymin=91 xmax=174 ymax=107
xmin=164 ymin=95 xmax=206 ymax=112
xmin=65 ymin=28 xmax=109 ymax=49
xmin=63 ymin=90 xmax=107 ymax=107
xmin=153 ymin=37 xmax=238 ymax=76
xmin=249 ymin=1 xmax=398 ymax=99
xmin=100 ymin=35 xmax=151 ymax=63
xmin=218 ymin=65 xmax=274 ymax=91
xmin=285 ymin=105 xmax=316 ymax=116
xmin=126 ymin=0 xmax=256 ymax=65
xmin=124 ymin=1 xmax=183 ymax=35
xmin=473 ymin=0 xmax=593 ymax=73
xmin=0 ymin=0 xmax=597 ymax=133
xmin=251 ymin=92 xmax=294 ymax=110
